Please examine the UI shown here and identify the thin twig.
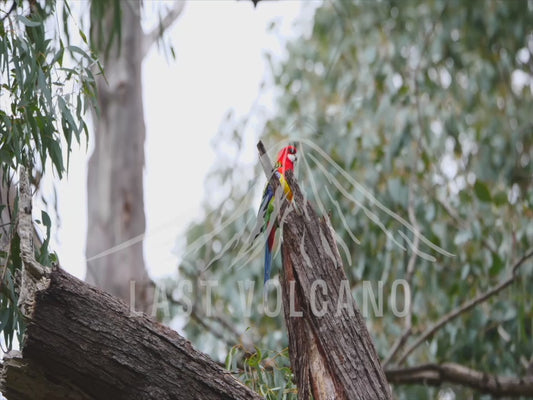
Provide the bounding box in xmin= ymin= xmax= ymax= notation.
xmin=142 ymin=1 xmax=186 ymax=58
xmin=0 ymin=1 xmax=17 ymax=22
xmin=189 ymin=307 xmax=235 ymax=348
xmin=512 ymin=248 xmax=533 ymax=275
xmin=436 ymin=197 xmax=498 ymax=255
xmin=383 ymin=326 xmax=411 ymax=368
xmin=168 ymin=293 xmax=250 ymax=350
xmin=396 ymin=249 xmax=533 ymax=365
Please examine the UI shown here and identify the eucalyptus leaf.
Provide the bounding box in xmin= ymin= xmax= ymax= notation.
xmin=474 ymin=180 xmax=491 ymax=202
xmin=15 ymin=15 xmax=42 ymax=28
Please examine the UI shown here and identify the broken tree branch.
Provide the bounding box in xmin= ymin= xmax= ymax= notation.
xmin=386 ymin=362 xmax=533 ymax=397
xmin=2 ymin=267 xmax=262 ymax=400
xmin=142 ymin=1 xmax=186 ymax=58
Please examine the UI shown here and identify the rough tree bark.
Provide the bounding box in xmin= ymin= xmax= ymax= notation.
xmin=257 ymin=141 xmax=392 ymax=400
xmin=86 ymin=1 xmax=185 ymax=312
xmin=0 ymin=171 xmax=42 ymax=259
xmin=1 ymin=168 xmax=261 ymax=400
xmin=2 ymin=267 xmax=262 ymax=400
xmin=0 ymin=172 xmax=17 ymax=258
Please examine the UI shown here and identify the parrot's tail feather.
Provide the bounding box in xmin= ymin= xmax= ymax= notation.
xmin=264 ymin=225 xmax=276 ymax=284
xmin=264 ymin=244 xmax=272 ymax=285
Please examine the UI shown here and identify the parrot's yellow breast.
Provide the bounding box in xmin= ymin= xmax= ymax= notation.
xmin=278 ymin=173 xmax=293 ymax=201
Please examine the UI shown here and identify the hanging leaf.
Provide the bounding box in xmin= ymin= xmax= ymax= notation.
xmin=473 ymin=180 xmax=491 ymax=202
xmin=15 ymin=15 xmax=42 ymax=28
xmin=37 ymin=210 xmax=52 ymax=266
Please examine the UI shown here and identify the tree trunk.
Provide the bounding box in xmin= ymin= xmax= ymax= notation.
xmin=86 ymin=1 xmax=152 ymax=311
xmin=281 ymin=171 xmax=392 ymax=399
xmin=257 ymin=142 xmax=392 ymax=399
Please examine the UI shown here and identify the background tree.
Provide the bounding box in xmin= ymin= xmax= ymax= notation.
xmin=84 ymin=0 xmax=184 ymax=311
xmin=170 ymin=1 xmax=533 ymax=398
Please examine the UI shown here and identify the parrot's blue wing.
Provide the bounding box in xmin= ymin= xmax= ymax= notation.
xmin=251 ymin=182 xmax=274 ymax=243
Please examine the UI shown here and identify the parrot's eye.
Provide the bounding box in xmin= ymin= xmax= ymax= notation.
xmin=288 ymin=147 xmax=296 ymax=154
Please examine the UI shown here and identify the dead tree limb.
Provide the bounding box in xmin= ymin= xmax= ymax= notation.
xmin=257 ymin=141 xmax=392 ymax=400
xmin=2 ymin=268 xmax=261 ymax=400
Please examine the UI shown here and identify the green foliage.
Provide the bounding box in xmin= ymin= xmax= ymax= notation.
xmin=226 ymin=345 xmax=297 ymax=400
xmin=35 ymin=210 xmax=58 ymax=266
xmin=0 ymin=0 xmax=97 ymax=350
xmin=0 ymin=0 xmax=97 ymax=179
xmin=174 ymin=0 xmax=532 ymax=397
xmin=0 ymin=193 xmax=22 ymax=350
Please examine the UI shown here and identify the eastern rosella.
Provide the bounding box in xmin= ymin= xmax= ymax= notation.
xmin=254 ymin=145 xmax=298 ymax=284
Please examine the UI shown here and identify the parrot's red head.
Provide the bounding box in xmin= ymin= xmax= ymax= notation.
xmin=275 ymin=145 xmax=297 ymax=174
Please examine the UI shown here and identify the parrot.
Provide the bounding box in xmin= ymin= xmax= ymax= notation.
xmin=253 ymin=145 xmax=298 ymax=284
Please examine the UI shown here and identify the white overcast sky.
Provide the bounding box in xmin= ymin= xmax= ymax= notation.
xmin=48 ymin=1 xmax=320 ymax=280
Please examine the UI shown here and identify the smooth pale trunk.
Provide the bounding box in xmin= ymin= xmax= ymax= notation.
xmin=86 ymin=1 xmax=152 ymax=311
